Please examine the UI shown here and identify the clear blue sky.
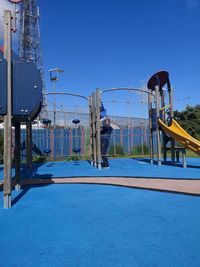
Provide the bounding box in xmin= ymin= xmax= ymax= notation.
xmin=2 ymin=0 xmax=200 ymax=116
xmin=39 ymin=0 xmax=200 ymax=115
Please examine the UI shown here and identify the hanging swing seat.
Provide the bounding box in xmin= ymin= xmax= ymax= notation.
xmin=73 ymin=148 xmax=81 ymax=154
xmin=72 ymin=119 xmax=80 ymax=125
xmin=43 ymin=149 xmax=52 ymax=157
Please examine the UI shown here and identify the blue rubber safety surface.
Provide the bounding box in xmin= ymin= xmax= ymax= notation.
xmin=0 ymin=184 xmax=200 ymax=267
xmin=0 ymin=157 xmax=200 ymax=181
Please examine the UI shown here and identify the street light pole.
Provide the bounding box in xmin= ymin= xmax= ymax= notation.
xmin=48 ymin=68 xmax=64 ymax=127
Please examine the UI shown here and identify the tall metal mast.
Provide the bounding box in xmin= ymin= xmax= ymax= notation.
xmin=19 ymin=0 xmax=46 ymax=113
xmin=18 ymin=0 xmax=46 ymax=170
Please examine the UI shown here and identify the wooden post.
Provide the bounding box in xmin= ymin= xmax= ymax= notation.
xmin=3 ymin=10 xmax=12 ymax=208
xmin=14 ymin=122 xmax=21 ymax=191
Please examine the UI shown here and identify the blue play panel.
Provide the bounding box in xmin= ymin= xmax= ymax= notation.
xmin=0 ymin=184 xmax=200 ymax=266
xmin=0 ymin=157 xmax=200 ymax=181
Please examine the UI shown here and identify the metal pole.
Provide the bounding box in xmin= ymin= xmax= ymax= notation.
xmin=92 ymin=93 xmax=97 ymax=167
xmin=182 ymin=149 xmax=187 ymax=168
xmin=148 ymin=92 xmax=154 ymax=164
xmin=155 ymin=85 xmax=162 ymax=166
xmin=168 ymin=84 xmax=175 ymax=161
xmin=89 ymin=96 xmax=93 ymax=165
xmin=3 ymin=10 xmax=12 ymax=208
xmin=160 ymin=89 xmax=167 ymax=162
xmin=26 ymin=120 xmax=32 ymax=169
xmin=64 ymin=111 xmax=67 ymax=129
xmin=53 ymin=81 xmax=56 ymax=127
xmin=127 ymin=125 xmax=130 ymax=155
xmin=141 ymin=125 xmax=144 ymax=155
xmin=96 ymin=89 xmax=102 ymax=169
xmin=168 ymin=84 xmax=174 ymax=118
xmin=14 ymin=122 xmax=21 ymax=191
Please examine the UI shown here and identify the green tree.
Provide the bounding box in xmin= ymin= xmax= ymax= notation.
xmin=174 ymin=105 xmax=200 ymax=139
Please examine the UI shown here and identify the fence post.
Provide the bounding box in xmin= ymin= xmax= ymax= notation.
xmin=50 ymin=128 xmax=55 ymax=160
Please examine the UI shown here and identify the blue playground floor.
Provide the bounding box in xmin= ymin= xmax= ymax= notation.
xmin=1 ymin=158 xmax=200 ymax=266
xmin=1 ymin=184 xmax=200 ymax=267
xmin=0 ymin=157 xmax=200 ymax=181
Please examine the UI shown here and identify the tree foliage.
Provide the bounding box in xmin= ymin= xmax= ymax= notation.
xmin=174 ymin=105 xmax=200 ymax=139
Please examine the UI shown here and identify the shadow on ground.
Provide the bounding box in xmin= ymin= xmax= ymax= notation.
xmin=132 ymin=157 xmax=200 ymax=169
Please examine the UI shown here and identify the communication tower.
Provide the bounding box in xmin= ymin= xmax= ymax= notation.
xmin=18 ymin=0 xmax=47 ymax=114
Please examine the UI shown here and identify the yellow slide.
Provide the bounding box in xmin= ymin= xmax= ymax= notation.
xmin=158 ymin=119 xmax=200 ymax=155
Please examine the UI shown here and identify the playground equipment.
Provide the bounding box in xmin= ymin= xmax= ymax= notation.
xmin=90 ymin=88 xmax=152 ymax=169
xmin=44 ymin=92 xmax=90 ymax=160
xmin=159 ymin=119 xmax=200 ymax=156
xmin=1 ymin=6 xmax=197 ymax=209
xmin=147 ymin=71 xmax=200 ymax=167
xmin=0 ymin=50 xmax=42 ymax=119
xmin=42 ymin=118 xmax=51 ymax=126
xmin=72 ymin=119 xmax=81 ymax=165
xmin=2 ymin=8 xmax=43 ymax=208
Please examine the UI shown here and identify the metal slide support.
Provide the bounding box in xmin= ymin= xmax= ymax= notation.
xmin=168 ymin=84 xmax=174 ymax=118
xmin=182 ymin=149 xmax=187 ymax=168
xmin=3 ymin=10 xmax=12 ymax=208
xmin=160 ymin=89 xmax=167 ymax=162
xmin=155 ymin=85 xmax=162 ymax=166
xmin=148 ymin=92 xmax=154 ymax=164
xmin=168 ymin=85 xmax=175 ymax=162
xmin=96 ymin=89 xmax=102 ymax=169
xmin=14 ymin=122 xmax=21 ymax=191
xmin=171 ymin=138 xmax=175 ymax=162
xmin=26 ymin=121 xmax=32 ymax=169
xmin=92 ymin=93 xmax=97 ymax=167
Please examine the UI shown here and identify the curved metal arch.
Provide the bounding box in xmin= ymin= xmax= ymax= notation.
xmin=100 ymin=87 xmax=155 ymax=98
xmin=44 ymin=92 xmax=89 ymax=102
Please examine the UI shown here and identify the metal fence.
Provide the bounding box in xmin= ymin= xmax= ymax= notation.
xmin=0 ymin=113 xmax=152 ymax=162
xmin=23 ymin=126 xmax=150 ymax=160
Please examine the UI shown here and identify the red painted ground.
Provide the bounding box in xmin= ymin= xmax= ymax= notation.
xmin=1 ymin=177 xmax=200 ymax=195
